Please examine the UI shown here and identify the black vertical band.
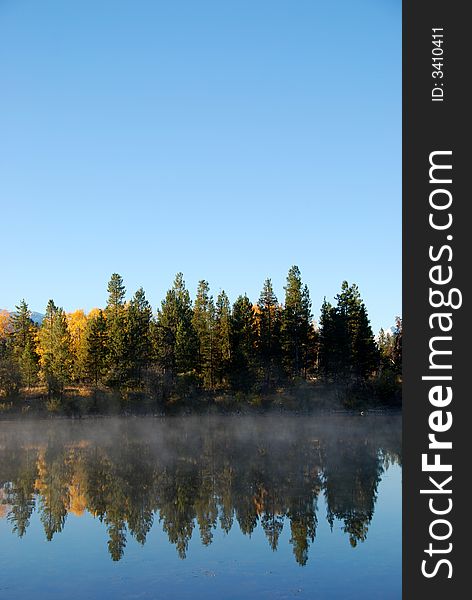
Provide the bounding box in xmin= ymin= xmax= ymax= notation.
xmin=403 ymin=1 xmax=468 ymax=596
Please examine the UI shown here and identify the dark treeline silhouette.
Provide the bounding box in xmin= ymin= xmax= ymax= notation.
xmin=0 ymin=416 xmax=401 ymax=563
xmin=0 ymin=267 xmax=402 ymax=413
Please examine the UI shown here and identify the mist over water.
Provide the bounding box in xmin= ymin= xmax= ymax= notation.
xmin=0 ymin=415 xmax=401 ymax=599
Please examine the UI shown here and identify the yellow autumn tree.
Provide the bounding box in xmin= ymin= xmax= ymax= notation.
xmin=0 ymin=310 xmax=12 ymax=342
xmin=66 ymin=309 xmax=90 ymax=382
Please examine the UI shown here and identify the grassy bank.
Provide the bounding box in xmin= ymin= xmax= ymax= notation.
xmin=0 ymin=376 xmax=401 ymax=418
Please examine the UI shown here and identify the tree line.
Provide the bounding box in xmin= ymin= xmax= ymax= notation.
xmin=0 ymin=266 xmax=402 ymax=409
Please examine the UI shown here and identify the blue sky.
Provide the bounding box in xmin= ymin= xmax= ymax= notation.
xmin=0 ymin=0 xmax=401 ymax=332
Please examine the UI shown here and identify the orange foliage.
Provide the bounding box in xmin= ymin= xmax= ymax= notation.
xmin=34 ymin=448 xmax=47 ymax=494
xmin=87 ymin=307 xmax=101 ymax=320
xmin=68 ymin=473 xmax=87 ymax=517
xmin=0 ymin=310 xmax=12 ymax=340
xmin=66 ymin=310 xmax=88 ymax=348
xmin=0 ymin=488 xmax=10 ymax=519
xmin=253 ymin=485 xmax=268 ymax=515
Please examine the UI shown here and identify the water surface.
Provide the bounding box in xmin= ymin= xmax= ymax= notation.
xmin=0 ymin=415 xmax=401 ymax=599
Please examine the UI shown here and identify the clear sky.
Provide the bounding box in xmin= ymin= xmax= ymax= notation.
xmin=0 ymin=0 xmax=401 ymax=333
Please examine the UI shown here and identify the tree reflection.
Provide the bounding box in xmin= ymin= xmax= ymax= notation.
xmin=0 ymin=416 xmax=401 ymax=564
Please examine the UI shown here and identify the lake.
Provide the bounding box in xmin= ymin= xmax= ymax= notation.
xmin=0 ymin=415 xmax=401 ymax=599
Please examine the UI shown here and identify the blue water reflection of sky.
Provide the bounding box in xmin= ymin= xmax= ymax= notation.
xmin=0 ymin=465 xmax=401 ymax=600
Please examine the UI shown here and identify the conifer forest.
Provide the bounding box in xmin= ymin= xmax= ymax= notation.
xmin=0 ymin=267 xmax=402 ymax=415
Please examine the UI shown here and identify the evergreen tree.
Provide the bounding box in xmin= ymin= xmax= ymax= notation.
xmin=230 ymin=295 xmax=257 ymax=391
xmin=281 ymin=266 xmax=312 ymax=378
xmin=214 ymin=291 xmax=231 ymax=386
xmin=318 ymin=282 xmax=378 ymax=383
xmin=107 ymin=273 xmax=126 ymax=317
xmin=11 ymin=300 xmax=33 ymax=350
xmin=335 ymin=281 xmax=363 ymax=380
xmin=317 ymin=299 xmax=337 ymax=381
xmin=377 ymin=327 xmax=393 ymax=370
xmin=155 ymin=273 xmax=197 ymax=379
xmin=85 ymin=310 xmax=109 ymax=386
xmin=392 ymin=316 xmax=402 ymax=376
xmin=18 ymin=338 xmax=39 ymax=389
xmin=105 ymin=274 xmax=129 ymax=387
xmin=192 ymin=280 xmax=215 ymax=388
xmin=257 ymin=279 xmax=282 ymax=388
xmin=352 ymin=302 xmax=378 ymax=379
xmin=38 ymin=300 xmax=72 ymax=397
xmin=127 ymin=288 xmax=152 ymax=386
xmin=377 ymin=317 xmax=402 ymax=376
xmin=11 ymin=300 xmax=38 ymax=388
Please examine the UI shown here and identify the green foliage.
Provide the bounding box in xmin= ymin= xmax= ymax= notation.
xmin=0 ymin=356 xmax=21 ymax=398
xmin=107 ymin=273 xmax=126 ymax=316
xmin=7 ymin=269 xmax=400 ymax=410
xmin=127 ymin=288 xmax=152 ymax=386
xmin=85 ymin=310 xmax=109 ymax=386
xmin=230 ymin=295 xmax=257 ymax=392
xmin=214 ymin=291 xmax=231 ymax=385
xmin=257 ymin=278 xmax=282 ymax=389
xmin=155 ymin=273 xmax=198 ymax=380
xmin=10 ymin=300 xmax=39 ymax=388
xmin=318 ymin=282 xmax=379 ymax=385
xmin=105 ymin=274 xmax=129 ymax=387
xmin=392 ymin=316 xmax=402 ymax=375
xmin=38 ymin=300 xmax=72 ymax=398
xmin=192 ymin=280 xmax=215 ymax=388
xmin=372 ymin=369 xmax=401 ymax=407
xmin=281 ymin=266 xmax=314 ymax=378
xmin=18 ymin=338 xmax=39 ymax=389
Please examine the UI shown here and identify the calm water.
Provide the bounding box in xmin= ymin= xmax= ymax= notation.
xmin=0 ymin=415 xmax=401 ymax=599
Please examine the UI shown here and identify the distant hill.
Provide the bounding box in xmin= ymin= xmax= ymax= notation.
xmin=0 ymin=310 xmax=44 ymax=326
xmin=30 ymin=312 xmax=44 ymax=325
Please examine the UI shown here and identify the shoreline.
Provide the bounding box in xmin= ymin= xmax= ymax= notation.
xmin=0 ymin=405 xmax=402 ymax=422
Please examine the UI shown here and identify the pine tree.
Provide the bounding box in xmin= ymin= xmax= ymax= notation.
xmin=11 ymin=300 xmax=38 ymax=388
xmin=318 ymin=299 xmax=337 ymax=381
xmin=377 ymin=317 xmax=402 ymax=377
xmin=127 ymin=288 xmax=152 ymax=386
xmin=85 ymin=310 xmax=109 ymax=386
xmin=107 ymin=273 xmax=126 ymax=317
xmin=230 ymin=295 xmax=257 ymax=391
xmin=335 ymin=281 xmax=362 ymax=379
xmin=281 ymin=266 xmax=312 ymax=378
xmin=11 ymin=300 xmax=33 ymax=351
xmin=257 ymin=279 xmax=282 ymax=389
xmin=18 ymin=338 xmax=39 ymax=389
xmin=37 ymin=300 xmax=72 ymax=397
xmin=105 ymin=274 xmax=129 ymax=387
xmin=214 ymin=291 xmax=231 ymax=386
xmin=377 ymin=327 xmax=392 ymax=370
xmin=318 ymin=282 xmax=378 ymax=383
xmin=155 ymin=273 xmax=197 ymax=379
xmin=336 ymin=282 xmax=378 ymax=379
xmin=392 ymin=316 xmax=402 ymax=376
xmin=192 ymin=280 xmax=215 ymax=388
xmin=351 ymin=302 xmax=378 ymax=380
